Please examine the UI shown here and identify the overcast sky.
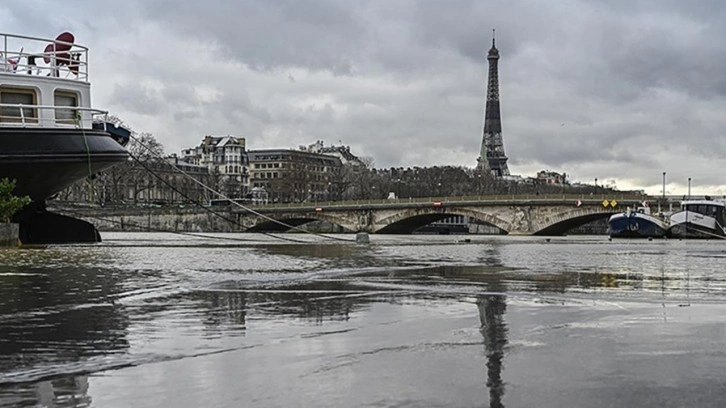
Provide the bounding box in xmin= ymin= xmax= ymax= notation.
xmin=3 ymin=0 xmax=726 ymax=195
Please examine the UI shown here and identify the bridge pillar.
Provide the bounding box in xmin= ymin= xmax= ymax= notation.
xmin=504 ymin=206 xmax=533 ymax=235
xmin=356 ymin=210 xmax=375 ymax=233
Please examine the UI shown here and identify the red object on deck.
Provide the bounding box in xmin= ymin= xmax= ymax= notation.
xmin=315 ymin=207 xmax=323 ymax=212
xmin=44 ymin=32 xmax=75 ymax=64
xmin=432 ymin=201 xmax=442 ymax=208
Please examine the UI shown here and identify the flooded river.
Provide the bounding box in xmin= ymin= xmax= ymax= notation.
xmin=1 ymin=233 xmax=726 ymax=407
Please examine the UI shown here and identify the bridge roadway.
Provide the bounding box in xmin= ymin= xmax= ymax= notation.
xmin=233 ymin=193 xmax=649 ymax=235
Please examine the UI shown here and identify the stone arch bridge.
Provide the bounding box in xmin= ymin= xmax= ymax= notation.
xmin=232 ymin=194 xmax=647 ymax=235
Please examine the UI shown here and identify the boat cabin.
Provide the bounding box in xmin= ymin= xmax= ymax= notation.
xmin=680 ymin=200 xmax=726 ymax=226
xmin=0 ymin=32 xmax=102 ymax=130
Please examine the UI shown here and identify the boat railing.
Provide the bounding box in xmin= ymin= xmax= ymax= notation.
xmin=0 ymin=103 xmax=107 ymax=128
xmin=0 ymin=33 xmax=88 ymax=81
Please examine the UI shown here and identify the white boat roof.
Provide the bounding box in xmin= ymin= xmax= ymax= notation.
xmin=681 ymin=200 xmax=726 ymax=207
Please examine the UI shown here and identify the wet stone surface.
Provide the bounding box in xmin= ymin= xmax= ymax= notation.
xmin=1 ymin=233 xmax=726 ymax=407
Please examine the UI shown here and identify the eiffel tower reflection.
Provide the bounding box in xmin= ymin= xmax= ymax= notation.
xmin=477 ymin=287 xmax=508 ymax=408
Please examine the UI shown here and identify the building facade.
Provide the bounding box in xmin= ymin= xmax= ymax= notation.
xmin=302 ymin=140 xmax=365 ymax=167
xmin=181 ymin=135 xmax=249 ymax=198
xmin=248 ymin=149 xmax=342 ymax=203
xmin=536 ymin=170 xmax=567 ymax=185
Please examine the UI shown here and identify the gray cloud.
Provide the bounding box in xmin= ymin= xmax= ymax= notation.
xmin=3 ymin=0 xmax=726 ymax=193
xmin=142 ymin=0 xmax=365 ymax=74
xmin=110 ymin=82 xmax=164 ymax=115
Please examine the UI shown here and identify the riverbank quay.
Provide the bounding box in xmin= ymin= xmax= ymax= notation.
xmin=47 ymin=203 xmax=347 ymax=234
xmin=48 ymin=203 xmax=238 ymax=232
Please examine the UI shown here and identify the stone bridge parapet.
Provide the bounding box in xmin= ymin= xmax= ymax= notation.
xmin=234 ymin=194 xmax=647 ymax=235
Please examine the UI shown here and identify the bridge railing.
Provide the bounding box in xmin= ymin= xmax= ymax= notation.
xmin=248 ymin=193 xmax=649 ymax=211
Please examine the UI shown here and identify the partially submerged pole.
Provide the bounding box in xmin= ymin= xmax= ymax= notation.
xmin=356 ymin=232 xmax=370 ymax=244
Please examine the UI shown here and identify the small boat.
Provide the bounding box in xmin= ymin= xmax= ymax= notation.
xmin=607 ymin=206 xmax=669 ymax=238
xmin=668 ymin=199 xmax=726 ymax=239
xmin=0 ymin=32 xmax=129 ymax=243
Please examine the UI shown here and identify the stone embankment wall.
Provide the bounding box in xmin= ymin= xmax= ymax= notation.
xmin=53 ymin=206 xmax=345 ymax=234
xmin=0 ymin=223 xmax=19 ymax=247
xmin=54 ymin=206 xmax=241 ymax=233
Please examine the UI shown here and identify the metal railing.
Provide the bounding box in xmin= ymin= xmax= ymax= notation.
xmin=0 ymin=103 xmax=108 ymax=128
xmin=242 ymin=193 xmax=649 ymax=211
xmin=0 ymin=33 xmax=88 ymax=81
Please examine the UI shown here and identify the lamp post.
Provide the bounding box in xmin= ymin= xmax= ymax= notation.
xmin=688 ymin=177 xmax=691 ymax=199
xmin=659 ymin=171 xmax=666 ymax=213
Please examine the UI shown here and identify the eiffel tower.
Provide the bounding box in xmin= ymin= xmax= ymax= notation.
xmin=477 ymin=29 xmax=510 ymax=177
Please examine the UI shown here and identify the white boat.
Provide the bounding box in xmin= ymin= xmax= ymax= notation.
xmin=668 ymin=199 xmax=726 ymax=239
xmin=0 ymin=32 xmax=130 ymax=243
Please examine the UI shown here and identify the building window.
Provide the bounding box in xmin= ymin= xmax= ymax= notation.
xmin=0 ymin=87 xmax=37 ymax=123
xmin=54 ymin=90 xmax=78 ymax=124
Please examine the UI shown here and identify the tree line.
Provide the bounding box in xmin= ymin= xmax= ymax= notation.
xmin=56 ymin=120 xmax=620 ymax=207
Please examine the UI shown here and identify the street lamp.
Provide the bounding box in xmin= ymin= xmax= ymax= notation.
xmin=688 ymin=177 xmax=691 ymax=199
xmin=662 ymin=172 xmax=666 ymax=199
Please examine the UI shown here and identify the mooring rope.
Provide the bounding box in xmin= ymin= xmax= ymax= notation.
xmin=123 ymin=133 xmax=354 ymax=242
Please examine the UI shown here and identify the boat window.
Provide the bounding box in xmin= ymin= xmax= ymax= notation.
xmin=54 ymin=91 xmax=78 ymax=124
xmin=0 ymin=88 xmax=37 ymax=123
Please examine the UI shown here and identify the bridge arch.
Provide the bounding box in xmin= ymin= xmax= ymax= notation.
xmin=375 ymin=207 xmax=510 ymax=234
xmin=532 ymin=207 xmax=617 ymax=235
xmin=246 ymin=212 xmax=352 ymax=233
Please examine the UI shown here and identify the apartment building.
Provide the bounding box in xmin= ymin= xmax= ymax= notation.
xmin=181 ymin=135 xmax=249 ymax=198
xmin=248 ymin=149 xmax=342 ymax=203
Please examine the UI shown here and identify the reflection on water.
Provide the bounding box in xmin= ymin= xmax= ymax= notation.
xmin=0 ymin=259 xmax=129 ymax=375
xmin=0 ymin=376 xmax=91 ymax=408
xmin=0 ymin=234 xmax=725 ymax=407
xmin=478 ymin=289 xmax=508 ymax=408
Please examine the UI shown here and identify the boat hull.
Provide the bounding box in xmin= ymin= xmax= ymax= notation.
xmin=0 ymin=127 xmax=128 ymax=202
xmin=668 ymin=223 xmax=724 ymax=239
xmin=668 ymin=210 xmax=726 ymax=239
xmin=608 ymin=212 xmax=668 ymax=238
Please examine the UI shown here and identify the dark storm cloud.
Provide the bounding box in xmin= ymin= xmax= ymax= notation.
xmin=141 ymin=0 xmax=365 ymax=74
xmin=4 ymin=0 xmax=726 ymax=193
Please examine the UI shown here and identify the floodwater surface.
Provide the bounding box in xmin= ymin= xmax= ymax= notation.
xmin=1 ymin=233 xmax=726 ymax=407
